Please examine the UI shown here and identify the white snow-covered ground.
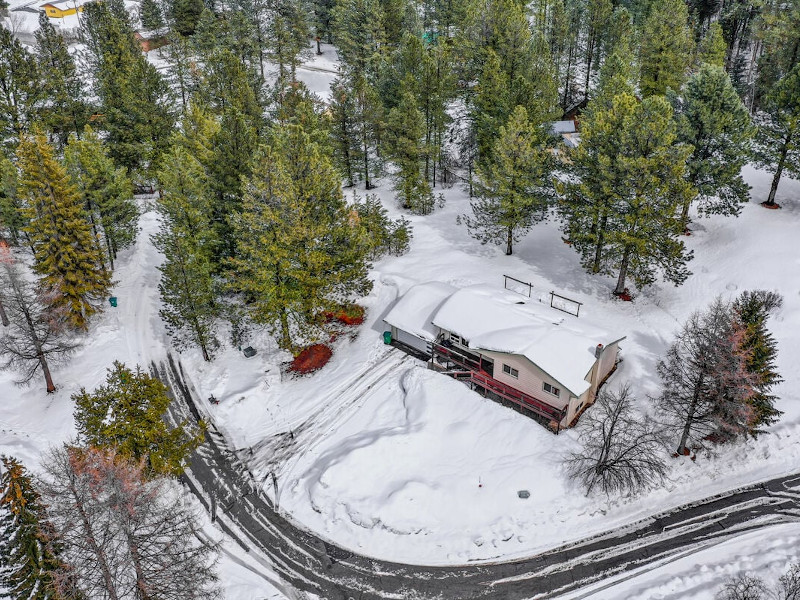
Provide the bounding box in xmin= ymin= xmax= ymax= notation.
xmin=190 ymin=165 xmax=800 ymax=566
xmin=3 ymin=24 xmax=800 ymax=595
xmin=564 ymin=523 xmax=800 ymax=599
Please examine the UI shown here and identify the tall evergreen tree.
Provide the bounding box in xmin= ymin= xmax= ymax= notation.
xmin=465 ymin=106 xmax=555 ymax=255
xmin=733 ymin=290 xmax=783 ymax=433
xmin=564 ymin=92 xmax=693 ymax=295
xmin=17 ymin=131 xmax=111 ymax=330
xmin=139 ymin=0 xmax=165 ymax=31
xmin=0 ymin=455 xmax=64 ymax=600
xmin=171 ymin=0 xmax=205 ymax=36
xmin=673 ymin=64 xmax=754 ymax=228
xmin=385 ymin=76 xmax=436 ymax=213
xmin=266 ymin=0 xmax=311 ymax=88
xmin=561 ymin=49 xmax=636 ymax=275
xmin=82 ymin=1 xmax=176 ymax=183
xmin=583 ymin=0 xmax=613 ymax=97
xmin=638 ymin=0 xmax=693 ymax=96
xmin=34 ymin=14 xmax=91 ymax=148
xmin=64 ymin=127 xmax=138 ymax=271
xmin=332 ymin=0 xmax=387 ymax=82
xmin=0 ymin=26 xmax=43 ymax=143
xmin=329 ymin=76 xmax=360 ymax=187
xmin=755 ymin=64 xmax=800 ymax=208
xmin=153 ymin=146 xmax=219 ymax=361
xmin=698 ymin=21 xmax=727 ymax=68
xmin=232 ymin=118 xmax=371 ymax=351
xmin=0 ymin=153 xmax=26 ymax=247
xmin=73 ymin=362 xmax=204 ymax=477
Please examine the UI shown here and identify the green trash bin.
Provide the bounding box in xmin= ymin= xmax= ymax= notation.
xmin=109 ymin=296 xmax=118 ymax=307
xmin=383 ymin=331 xmax=392 ymax=345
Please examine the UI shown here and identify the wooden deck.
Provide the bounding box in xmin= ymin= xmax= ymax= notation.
xmin=430 ymin=343 xmax=566 ymax=432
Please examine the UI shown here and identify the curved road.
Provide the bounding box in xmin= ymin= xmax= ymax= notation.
xmin=157 ymin=355 xmax=800 ymax=599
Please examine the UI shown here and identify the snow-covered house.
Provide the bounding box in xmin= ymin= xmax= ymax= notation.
xmin=384 ymin=283 xmax=624 ymax=431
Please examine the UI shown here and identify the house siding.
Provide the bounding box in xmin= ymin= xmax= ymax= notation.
xmin=478 ymin=350 xmax=570 ymax=411
xmin=598 ymin=341 xmax=619 ymax=381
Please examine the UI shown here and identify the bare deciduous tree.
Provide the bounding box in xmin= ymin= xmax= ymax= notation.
xmin=716 ymin=574 xmax=769 ymax=600
xmin=779 ymin=564 xmax=800 ymax=600
xmin=39 ymin=446 xmax=220 ymax=600
xmin=0 ymin=243 xmax=77 ymax=393
xmin=566 ymin=385 xmax=668 ymax=496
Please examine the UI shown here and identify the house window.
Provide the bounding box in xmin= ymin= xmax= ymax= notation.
xmin=450 ymin=333 xmax=468 ymax=347
xmin=502 ymin=364 xmax=519 ymax=378
xmin=543 ymin=382 xmax=560 ymax=397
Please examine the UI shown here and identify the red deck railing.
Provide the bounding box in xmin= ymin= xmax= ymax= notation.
xmin=431 ymin=343 xmax=567 ymax=425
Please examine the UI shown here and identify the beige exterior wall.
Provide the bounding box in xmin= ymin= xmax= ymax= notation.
xmin=565 ymin=388 xmax=592 ymax=425
xmin=598 ymin=341 xmax=620 ymax=382
xmin=478 ymin=349 xmax=570 ymax=411
xmin=440 ymin=329 xmax=622 ymax=428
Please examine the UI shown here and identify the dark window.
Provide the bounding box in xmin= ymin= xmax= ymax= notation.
xmin=543 ymin=382 xmax=560 ymax=397
xmin=502 ymin=364 xmax=519 ymax=378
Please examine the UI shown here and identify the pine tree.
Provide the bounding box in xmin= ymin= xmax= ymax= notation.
xmin=73 ymin=362 xmax=204 ymax=477
xmin=64 ymin=127 xmax=138 ymax=271
xmin=0 ymin=455 xmax=64 ymax=600
xmin=0 ymin=26 xmax=44 ymax=143
xmin=266 ymin=0 xmax=311 ymax=88
xmin=232 ymin=119 xmax=372 ymax=351
xmin=460 ymin=0 xmax=559 ymax=168
xmin=208 ymin=107 xmax=257 ymax=261
xmin=153 ymin=146 xmax=219 ymax=361
xmin=312 ymin=0 xmax=335 ymax=43
xmin=698 ymin=21 xmax=727 ymax=68
xmin=0 ymin=153 xmax=26 ymax=247
xmin=353 ymin=193 xmax=413 ymax=259
xmin=473 ymin=50 xmax=510 ymax=167
xmin=561 ymin=50 xmax=635 ymax=275
xmin=34 ymin=14 xmax=91 ymax=148
xmin=81 ymin=1 xmax=176 ymax=183
xmin=673 ymin=64 xmax=754 ymax=228
xmin=163 ymin=31 xmax=196 ymax=110
xmin=332 ymin=0 xmax=387 ymax=82
xmin=140 ymin=0 xmax=165 ymax=31
xmin=606 ymin=95 xmax=694 ymax=295
xmin=732 ymin=290 xmax=784 ymax=433
xmin=583 ymin=0 xmax=613 ymax=97
xmin=329 ymin=76 xmax=360 ymax=187
xmin=171 ymin=0 xmax=204 ymax=36
xmin=638 ymin=0 xmax=693 ymax=96
xmin=754 ymin=0 xmax=800 ymax=108
xmin=755 ymin=64 xmax=800 ymax=208
xmin=0 ymin=243 xmax=77 ymax=393
xmin=564 ymin=92 xmax=694 ymax=295
xmin=385 ymin=76 xmax=436 ymax=213
xmin=465 ymin=106 xmax=555 ymax=256
xmin=17 ymin=131 xmax=111 ymax=331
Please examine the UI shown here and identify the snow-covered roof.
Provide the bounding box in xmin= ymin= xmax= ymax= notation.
xmin=430 ymin=285 xmax=623 ymax=397
xmin=550 ymin=120 xmax=577 ymax=134
xmin=383 ymin=282 xmax=457 ymax=342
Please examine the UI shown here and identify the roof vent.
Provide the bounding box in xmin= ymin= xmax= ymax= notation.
xmin=595 ymin=343 xmax=604 ymax=358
